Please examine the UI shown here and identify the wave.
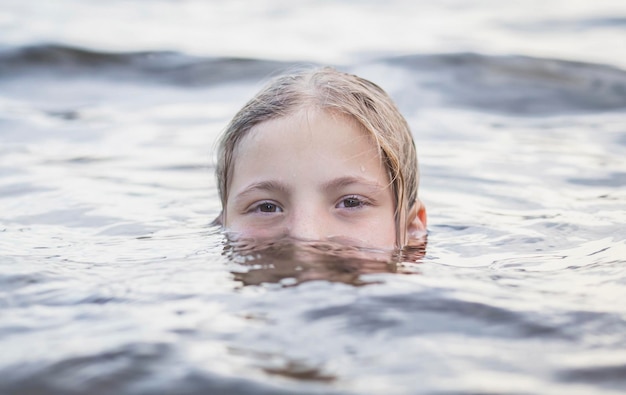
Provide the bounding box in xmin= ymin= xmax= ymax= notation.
xmin=2 ymin=44 xmax=626 ymax=114
xmin=382 ymin=53 xmax=626 ymax=114
xmin=0 ymin=44 xmax=300 ymax=86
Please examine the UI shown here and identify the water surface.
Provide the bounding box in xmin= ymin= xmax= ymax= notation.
xmin=1 ymin=1 xmax=626 ymax=394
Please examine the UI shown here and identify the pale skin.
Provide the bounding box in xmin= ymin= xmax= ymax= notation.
xmin=224 ymin=107 xmax=426 ymax=250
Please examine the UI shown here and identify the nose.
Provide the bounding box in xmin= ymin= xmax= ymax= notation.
xmin=287 ymin=208 xmax=328 ymax=241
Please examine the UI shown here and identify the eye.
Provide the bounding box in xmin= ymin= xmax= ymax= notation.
xmin=336 ymin=195 xmax=368 ymax=209
xmin=252 ymin=201 xmax=283 ymax=213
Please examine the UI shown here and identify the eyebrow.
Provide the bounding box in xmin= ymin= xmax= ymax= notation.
xmin=233 ymin=176 xmax=387 ymax=203
xmin=233 ymin=180 xmax=290 ymax=202
xmin=321 ymin=176 xmax=387 ymax=193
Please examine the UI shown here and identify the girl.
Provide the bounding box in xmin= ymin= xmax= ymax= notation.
xmin=215 ymin=67 xmax=426 ymax=250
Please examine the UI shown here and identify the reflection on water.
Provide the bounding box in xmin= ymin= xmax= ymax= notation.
xmin=223 ymin=236 xmax=427 ymax=287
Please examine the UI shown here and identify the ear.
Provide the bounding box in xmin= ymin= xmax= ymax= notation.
xmin=406 ymin=199 xmax=427 ymax=241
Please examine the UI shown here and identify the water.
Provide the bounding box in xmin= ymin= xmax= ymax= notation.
xmin=1 ymin=1 xmax=626 ymax=394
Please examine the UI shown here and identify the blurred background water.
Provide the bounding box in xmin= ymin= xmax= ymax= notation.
xmin=1 ymin=1 xmax=625 ymax=394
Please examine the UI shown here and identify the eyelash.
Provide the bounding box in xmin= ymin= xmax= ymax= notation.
xmin=336 ymin=195 xmax=371 ymax=209
xmin=248 ymin=201 xmax=283 ymax=214
xmin=246 ymin=195 xmax=372 ymax=214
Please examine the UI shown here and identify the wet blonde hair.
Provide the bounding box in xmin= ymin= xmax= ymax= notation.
xmin=216 ymin=67 xmax=419 ymax=246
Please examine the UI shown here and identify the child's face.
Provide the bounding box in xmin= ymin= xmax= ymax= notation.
xmin=224 ymin=108 xmax=397 ymax=249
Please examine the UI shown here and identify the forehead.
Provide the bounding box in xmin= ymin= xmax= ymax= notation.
xmin=234 ymin=108 xmax=378 ymax=158
xmin=229 ymin=107 xmax=387 ymax=183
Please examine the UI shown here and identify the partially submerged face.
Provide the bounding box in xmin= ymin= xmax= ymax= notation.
xmin=224 ymin=108 xmax=398 ymax=249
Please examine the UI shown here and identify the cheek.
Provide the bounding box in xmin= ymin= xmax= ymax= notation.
xmin=370 ymin=218 xmax=397 ymax=248
xmin=342 ymin=214 xmax=396 ymax=249
xmin=224 ymin=202 xmax=285 ymax=240
xmin=225 ymin=215 xmax=284 ymax=240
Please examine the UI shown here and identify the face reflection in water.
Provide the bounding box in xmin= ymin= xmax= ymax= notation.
xmin=224 ymin=108 xmax=398 ymax=250
xmin=224 ymin=237 xmax=427 ymax=287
